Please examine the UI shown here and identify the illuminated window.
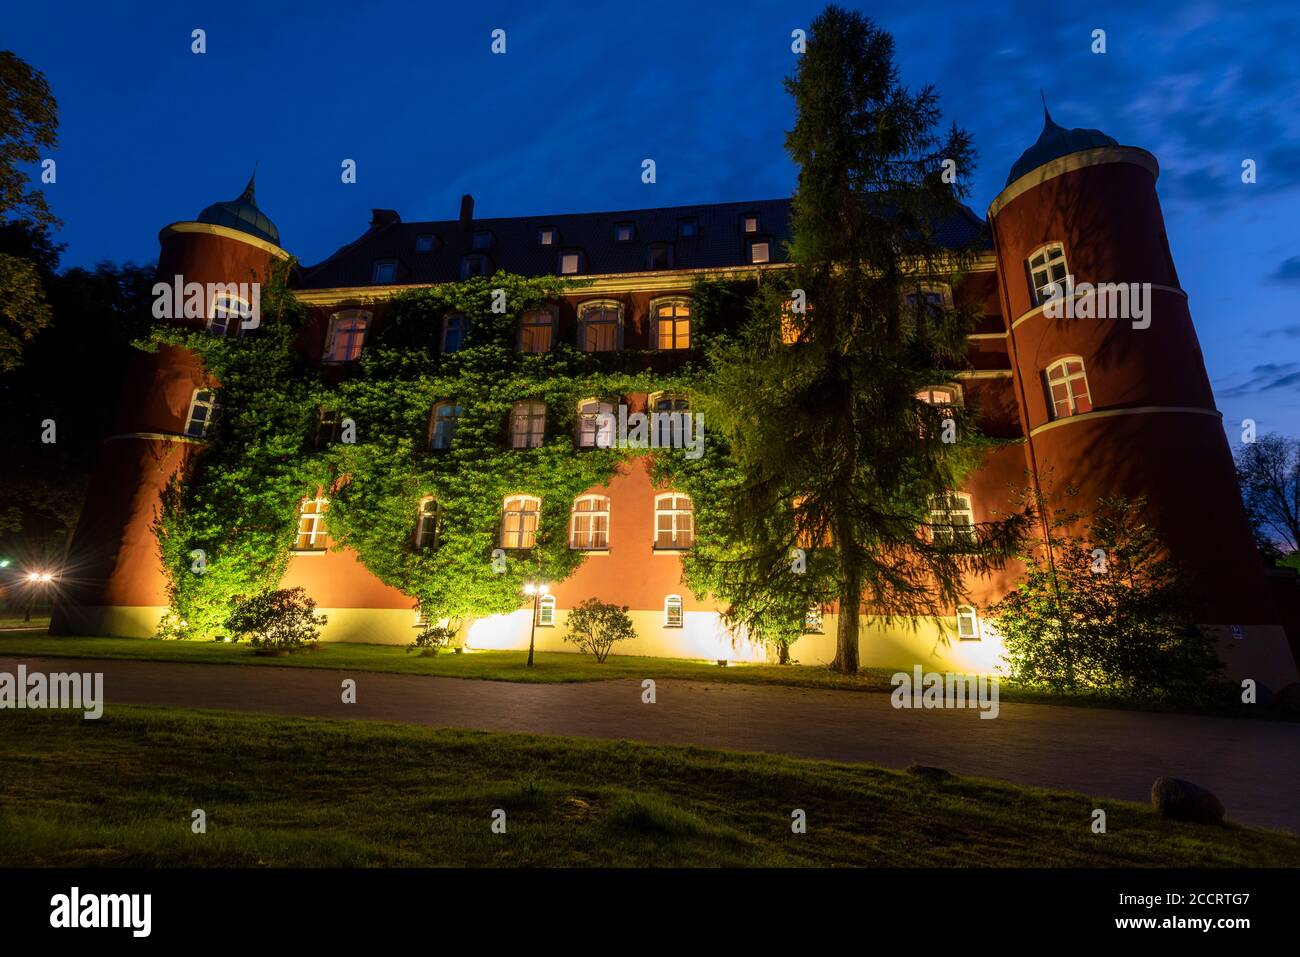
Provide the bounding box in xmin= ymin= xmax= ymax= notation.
xmin=742 ymin=213 xmax=759 ymax=234
xmin=804 ymin=606 xmax=824 ymax=633
xmin=509 ymin=400 xmax=546 ymax=449
xmin=654 ymin=493 xmax=694 ymax=549
xmin=442 ymin=314 xmax=469 ymax=353
xmin=576 ymin=398 xmax=616 ymax=448
xmin=208 ymin=292 xmax=249 ymax=336
xmin=652 ymin=298 xmax=691 ymax=350
xmin=578 ymin=301 xmax=622 ymax=352
xmin=1027 ymin=243 xmax=1070 ymax=305
xmin=647 ymin=243 xmax=672 ymax=270
xmin=184 ymin=388 xmax=221 ymax=438
xmin=518 ymin=307 xmax=556 ymax=353
xmin=615 ymin=222 xmax=634 ymax=242
xmin=929 ymin=492 xmax=975 ymax=547
xmin=372 ymin=260 xmax=397 ymax=284
xmin=538 ymin=227 xmax=556 ymax=246
xmin=429 ymin=401 xmax=462 ymax=450
xmin=569 ymin=495 xmax=611 ymax=549
xmin=415 ymin=497 xmax=441 ymax=549
xmin=956 ymin=605 xmax=980 ymax=640
xmin=1044 ymin=357 xmax=1093 ymax=420
xmin=415 ymin=234 xmax=435 ymax=253
xmin=501 ymin=495 xmax=541 ymax=549
xmin=314 ymin=407 xmax=340 ymax=448
xmin=323 ymin=310 xmax=370 ymax=363
xmin=295 ymin=497 xmax=329 ymax=551
xmin=748 ymin=240 xmax=770 ymax=264
xmin=538 ymin=595 xmax=556 ymax=626
xmin=664 ymin=594 xmax=684 ymax=627
xmin=559 ymin=250 xmax=583 ymax=275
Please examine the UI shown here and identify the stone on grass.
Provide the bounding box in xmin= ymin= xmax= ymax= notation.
xmin=1151 ymin=776 xmax=1224 ymax=825
xmin=906 ymin=764 xmax=952 ymax=782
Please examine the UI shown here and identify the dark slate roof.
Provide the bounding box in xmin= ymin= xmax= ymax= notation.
xmin=297 ymin=197 xmax=990 ymax=290
xmin=197 ymin=175 xmax=280 ymax=245
xmin=1006 ymin=107 xmax=1118 ymax=186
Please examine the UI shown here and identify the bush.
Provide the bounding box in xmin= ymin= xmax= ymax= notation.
xmin=225 ymin=587 xmax=327 ymax=653
xmin=563 ymin=598 xmax=636 ymax=663
xmin=407 ymin=620 xmax=458 ymax=656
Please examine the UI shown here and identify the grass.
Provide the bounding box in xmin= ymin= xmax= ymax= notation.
xmin=1 ymin=704 xmax=1295 ymax=867
xmin=1 ymin=629 xmax=1289 ymax=719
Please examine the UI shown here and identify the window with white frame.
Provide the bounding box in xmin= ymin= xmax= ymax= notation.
xmin=323 ymin=310 xmax=370 ymax=363
xmin=501 ymin=495 xmax=541 ymax=549
xmin=578 ymin=302 xmax=621 ymax=352
xmin=804 ymin=606 xmax=824 ymax=633
xmin=184 ymin=388 xmax=221 ymax=438
xmin=664 ymin=594 xmax=684 ymax=628
xmin=654 ymin=493 xmax=694 ymax=549
xmin=748 ymin=240 xmax=770 ymax=264
xmin=208 ymin=293 xmax=249 ymax=336
xmin=442 ymin=314 xmax=469 ymax=353
xmin=509 ymin=400 xmax=546 ymax=449
xmin=956 ymin=605 xmax=980 ymax=640
xmin=652 ymin=298 xmax=691 ymax=350
xmin=929 ymin=492 xmax=975 ymax=547
xmin=415 ymin=497 xmax=441 ymax=549
xmin=742 ymin=213 xmax=760 ymax=234
xmin=518 ymin=307 xmax=556 ymax=353
xmin=576 ymin=398 xmax=616 ymax=449
xmin=1043 ymin=357 xmax=1093 ymax=420
xmin=538 ymin=595 xmax=556 ymax=626
xmin=569 ymin=495 xmax=610 ymax=549
xmin=1027 ymin=243 xmax=1070 ymax=305
xmin=538 ymin=226 xmax=556 ymax=246
xmin=559 ymin=250 xmax=583 ymax=275
xmin=429 ymin=401 xmax=462 ymax=450
xmin=295 ymin=497 xmax=329 ymax=551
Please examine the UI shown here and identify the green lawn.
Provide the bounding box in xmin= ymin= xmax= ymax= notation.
xmin=1 ymin=705 xmax=1294 ymax=867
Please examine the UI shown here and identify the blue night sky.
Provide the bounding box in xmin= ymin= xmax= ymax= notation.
xmin=7 ymin=0 xmax=1299 ymax=440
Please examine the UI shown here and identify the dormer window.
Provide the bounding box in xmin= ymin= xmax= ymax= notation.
xmin=678 ymin=218 xmax=698 ymax=239
xmin=615 ymin=222 xmax=634 ymax=242
xmin=372 ymin=260 xmax=397 ymax=284
xmin=748 ymin=240 xmax=770 ymax=264
xmin=460 ymin=255 xmax=488 ymax=279
xmin=559 ymin=250 xmax=584 ymax=275
xmin=742 ymin=213 xmax=759 ymax=234
xmin=647 ymin=243 xmax=672 ymax=270
xmin=472 ymin=230 xmax=493 ymax=250
xmin=415 ymin=234 xmax=435 ymax=253
xmin=538 ymin=226 xmax=556 ymax=246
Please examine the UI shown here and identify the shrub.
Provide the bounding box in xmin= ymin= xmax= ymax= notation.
xmin=563 ymin=598 xmax=636 ymax=663
xmin=225 ymin=587 xmax=327 ymax=653
xmin=407 ymin=620 xmax=458 ymax=656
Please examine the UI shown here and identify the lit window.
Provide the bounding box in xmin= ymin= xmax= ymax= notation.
xmin=184 ymin=388 xmax=221 ymax=438
xmin=501 ymin=495 xmax=541 ymax=549
xmin=742 ymin=214 xmax=759 ymax=234
xmin=929 ymin=492 xmax=975 ymax=547
xmin=649 ymin=392 xmax=690 ymax=447
xmin=664 ymin=595 xmax=684 ymax=628
xmin=314 ymin=407 xmax=340 ymax=448
xmin=1044 ymin=357 xmax=1093 ymax=420
xmin=415 ymin=497 xmax=441 ymax=549
xmin=578 ymin=302 xmax=621 ymax=352
xmin=472 ymin=231 xmax=493 ymax=250
xmin=916 ymin=386 xmax=958 ymax=406
xmin=518 ymin=308 xmax=555 ymax=353
xmin=653 ymin=298 xmax=691 ymax=350
xmin=1027 ymin=243 xmax=1070 ymax=306
xmin=429 ymin=401 xmax=462 ymax=450
xmin=323 ymin=310 xmax=370 ymax=363
xmin=295 ymin=497 xmax=329 ymax=551
xmin=208 ymin=293 xmax=249 ymax=336
xmin=460 ymin=255 xmax=488 ymax=279
xmin=804 ymin=606 xmax=824 ymax=633
xmin=538 ymin=227 xmax=556 ymax=246
xmin=415 ymin=234 xmax=435 ymax=253
xmin=509 ymin=400 xmax=546 ymax=449
xmin=577 ymin=398 xmax=616 ymax=448
xmin=372 ymin=260 xmax=397 ymax=284
xmin=956 ymin=605 xmax=980 ymax=640
xmin=538 ymin=595 xmax=556 ymax=626
xmin=647 ymin=244 xmax=672 ymax=270
xmin=678 ymin=219 xmax=698 ymax=239
xmin=749 ymin=241 xmax=770 ymax=264
xmin=560 ymin=251 xmax=582 ymax=275
xmin=654 ymin=493 xmax=694 ymax=549
xmin=615 ymin=222 xmax=634 ymax=242
xmin=569 ymin=495 xmax=611 ymax=549
xmin=442 ymin=314 xmax=469 ymax=353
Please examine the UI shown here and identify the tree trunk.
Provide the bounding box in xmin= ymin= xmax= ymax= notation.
xmin=829 ymin=573 xmax=860 ymax=673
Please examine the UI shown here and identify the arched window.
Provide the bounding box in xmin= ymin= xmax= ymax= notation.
xmin=654 ymin=493 xmax=694 ymax=549
xmin=664 ymin=595 xmax=684 ymax=628
xmin=501 ymin=495 xmax=541 ymax=549
xmin=442 ymin=314 xmax=469 ymax=353
xmin=538 ymin=595 xmax=556 ymax=627
xmin=648 ymin=392 xmax=690 ymax=414
xmin=569 ymin=495 xmax=611 ymax=549
xmin=323 ymin=310 xmax=371 ymax=363
xmin=1044 ymin=357 xmax=1093 ymax=420
xmin=1027 ymin=243 xmax=1070 ymax=305
xmin=415 ymin=497 xmax=441 ymax=549
xmin=429 ymin=401 xmax=462 ymax=450
xmin=929 ymin=492 xmax=974 ymax=547
xmin=956 ymin=605 xmax=980 ymax=640
xmin=184 ymin=388 xmax=221 ymax=439
xmin=576 ymin=398 xmax=616 ymax=448
xmin=509 ymin=400 xmax=546 ymax=448
xmin=295 ymin=497 xmax=329 ymax=551
xmin=578 ymin=301 xmax=622 ymax=352
xmin=518 ymin=306 xmax=556 ymax=353
xmin=651 ymin=297 xmax=692 ymax=350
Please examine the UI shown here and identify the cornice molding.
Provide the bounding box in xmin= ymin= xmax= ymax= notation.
xmin=1010 ymin=283 xmax=1187 ymax=332
xmin=1029 ymin=404 xmax=1220 ymax=438
xmin=988 ymin=146 xmax=1161 ymax=219
xmin=159 ymin=221 xmax=292 ymax=261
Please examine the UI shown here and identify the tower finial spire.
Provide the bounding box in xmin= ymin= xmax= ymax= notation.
xmin=1040 ymin=88 xmax=1052 ymax=125
xmin=240 ymin=162 xmax=258 ymax=203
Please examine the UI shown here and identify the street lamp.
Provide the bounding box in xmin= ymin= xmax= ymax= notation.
xmin=24 ymin=571 xmax=56 ymax=622
xmin=523 ymin=580 xmax=550 ymax=668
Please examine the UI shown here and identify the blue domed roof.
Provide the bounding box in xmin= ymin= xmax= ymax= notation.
xmin=196 ymin=175 xmax=280 ymax=245
xmin=1006 ymin=105 xmax=1118 ymax=186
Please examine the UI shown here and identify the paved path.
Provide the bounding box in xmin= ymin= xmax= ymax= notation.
xmin=4 ymin=656 xmax=1298 ymax=832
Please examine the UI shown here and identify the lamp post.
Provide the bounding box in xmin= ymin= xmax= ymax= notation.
xmin=24 ymin=571 xmax=55 ymax=623
xmin=523 ymin=580 xmax=549 ymax=668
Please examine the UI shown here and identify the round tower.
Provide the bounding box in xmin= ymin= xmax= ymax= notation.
xmin=53 ymin=177 xmax=289 ymax=637
xmin=988 ymin=106 xmax=1297 ymax=688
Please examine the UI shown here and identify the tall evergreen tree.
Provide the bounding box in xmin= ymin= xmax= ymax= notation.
xmin=686 ymin=7 xmax=1028 ymax=672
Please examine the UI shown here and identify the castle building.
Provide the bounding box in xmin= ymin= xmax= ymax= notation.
xmin=53 ymin=113 xmax=1300 ymax=689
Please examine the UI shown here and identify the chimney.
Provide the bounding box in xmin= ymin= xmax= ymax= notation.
xmin=459 ymin=194 xmax=474 ymax=226
xmin=370 ymin=208 xmax=401 ymax=228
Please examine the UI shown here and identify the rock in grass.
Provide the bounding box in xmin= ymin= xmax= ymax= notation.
xmin=906 ymin=764 xmax=952 ymax=782
xmin=1151 ymin=777 xmax=1224 ymax=825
